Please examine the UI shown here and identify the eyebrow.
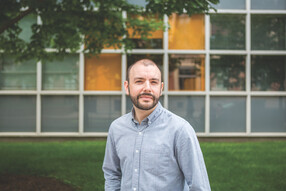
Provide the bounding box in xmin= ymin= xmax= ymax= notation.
xmin=133 ymin=77 xmax=160 ymax=81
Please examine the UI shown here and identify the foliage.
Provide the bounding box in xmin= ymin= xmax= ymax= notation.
xmin=0 ymin=0 xmax=219 ymax=61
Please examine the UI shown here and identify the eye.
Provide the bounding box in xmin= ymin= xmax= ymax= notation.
xmin=151 ymin=81 xmax=159 ymax=85
xmin=135 ymin=80 xmax=143 ymax=84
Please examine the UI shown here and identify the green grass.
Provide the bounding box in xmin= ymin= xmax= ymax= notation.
xmin=0 ymin=140 xmax=285 ymax=191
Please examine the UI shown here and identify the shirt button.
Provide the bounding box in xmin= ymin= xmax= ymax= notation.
xmin=136 ymin=150 xmax=139 ymax=153
xmin=139 ymin=132 xmax=142 ymax=135
xmin=133 ymin=188 xmax=136 ymax=191
xmin=134 ymin=169 xmax=138 ymax=172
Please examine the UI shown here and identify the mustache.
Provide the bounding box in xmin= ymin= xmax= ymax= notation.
xmin=137 ymin=93 xmax=155 ymax=100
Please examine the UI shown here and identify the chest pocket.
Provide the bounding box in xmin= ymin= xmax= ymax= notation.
xmin=143 ymin=145 xmax=170 ymax=176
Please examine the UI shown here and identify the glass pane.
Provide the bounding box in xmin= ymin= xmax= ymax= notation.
xmin=18 ymin=14 xmax=37 ymax=42
xmin=210 ymin=14 xmax=245 ymax=50
xmin=168 ymin=96 xmax=205 ymax=132
xmin=127 ymin=0 xmax=147 ymax=7
xmin=0 ymin=55 xmax=37 ymax=90
xmin=41 ymin=96 xmax=79 ymax=132
xmin=127 ymin=54 xmax=163 ymax=80
xmin=84 ymin=96 xmax=121 ymax=132
xmin=42 ymin=54 xmax=79 ymax=90
xmin=169 ymin=54 xmax=205 ymax=91
xmin=85 ymin=54 xmax=121 ymax=90
xmin=210 ymin=97 xmax=246 ymax=132
xmin=210 ymin=55 xmax=246 ymax=91
xmin=126 ymin=95 xmax=164 ymax=113
xmin=251 ymin=97 xmax=286 ymax=132
xmin=251 ymin=56 xmax=286 ymax=91
xmin=169 ymin=14 xmax=204 ymax=50
xmin=211 ymin=0 xmax=245 ymax=9
xmin=251 ymin=0 xmax=286 ymax=10
xmin=0 ymin=96 xmax=36 ymax=132
xmin=127 ymin=15 xmax=163 ymax=49
xmin=251 ymin=15 xmax=286 ymax=50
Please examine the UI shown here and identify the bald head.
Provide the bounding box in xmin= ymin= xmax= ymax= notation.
xmin=127 ymin=59 xmax=162 ymax=82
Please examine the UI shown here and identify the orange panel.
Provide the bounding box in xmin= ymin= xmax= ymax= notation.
xmin=169 ymin=14 xmax=205 ymax=50
xmin=85 ymin=54 xmax=121 ymax=90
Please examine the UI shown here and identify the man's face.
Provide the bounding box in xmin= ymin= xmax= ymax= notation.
xmin=124 ymin=62 xmax=163 ymax=111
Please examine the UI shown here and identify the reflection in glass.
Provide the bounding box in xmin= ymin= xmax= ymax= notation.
xmin=41 ymin=96 xmax=79 ymax=132
xmin=210 ymin=55 xmax=246 ymax=91
xmin=0 ymin=55 xmax=37 ymax=90
xmin=210 ymin=96 xmax=246 ymax=132
xmin=18 ymin=14 xmax=37 ymax=42
xmin=210 ymin=14 xmax=245 ymax=50
xmin=84 ymin=96 xmax=121 ymax=132
xmin=0 ymin=96 xmax=36 ymax=132
xmin=251 ymin=15 xmax=286 ymax=50
xmin=168 ymin=14 xmax=205 ymax=50
xmin=127 ymin=15 xmax=163 ymax=49
xmin=169 ymin=54 xmax=205 ymax=91
xmin=85 ymin=54 xmax=121 ymax=91
xmin=126 ymin=96 xmax=164 ymax=113
xmin=251 ymin=56 xmax=286 ymax=91
xmin=42 ymin=54 xmax=79 ymax=90
xmin=251 ymin=0 xmax=286 ymax=10
xmin=127 ymin=54 xmax=163 ymax=79
xmin=251 ymin=97 xmax=286 ymax=132
xmin=211 ymin=0 xmax=245 ymax=10
xmin=168 ymin=96 xmax=205 ymax=132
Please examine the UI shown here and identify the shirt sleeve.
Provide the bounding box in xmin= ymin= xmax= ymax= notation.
xmin=102 ymin=127 xmax=122 ymax=191
xmin=175 ymin=123 xmax=211 ymax=191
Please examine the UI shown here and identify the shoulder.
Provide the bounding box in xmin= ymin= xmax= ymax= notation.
xmin=161 ymin=108 xmax=190 ymax=128
xmin=108 ymin=112 xmax=132 ymax=133
xmin=161 ymin=108 xmax=197 ymax=136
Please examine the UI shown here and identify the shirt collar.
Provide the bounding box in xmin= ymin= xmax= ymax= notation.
xmin=131 ymin=102 xmax=163 ymax=125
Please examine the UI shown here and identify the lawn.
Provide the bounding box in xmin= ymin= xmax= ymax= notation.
xmin=0 ymin=140 xmax=285 ymax=191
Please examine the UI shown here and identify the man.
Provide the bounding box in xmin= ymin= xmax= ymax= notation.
xmin=102 ymin=59 xmax=211 ymax=191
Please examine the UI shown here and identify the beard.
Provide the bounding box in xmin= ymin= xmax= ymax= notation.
xmin=129 ymin=89 xmax=160 ymax=111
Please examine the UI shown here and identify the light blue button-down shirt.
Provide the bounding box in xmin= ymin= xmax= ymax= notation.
xmin=102 ymin=102 xmax=211 ymax=191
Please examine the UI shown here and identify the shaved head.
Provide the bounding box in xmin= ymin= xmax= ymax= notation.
xmin=127 ymin=59 xmax=162 ymax=82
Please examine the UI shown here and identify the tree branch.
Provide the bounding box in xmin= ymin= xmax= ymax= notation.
xmin=0 ymin=8 xmax=35 ymax=34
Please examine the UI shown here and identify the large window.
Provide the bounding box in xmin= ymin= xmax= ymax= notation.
xmin=0 ymin=55 xmax=37 ymax=90
xmin=0 ymin=96 xmax=36 ymax=132
xmin=84 ymin=96 xmax=121 ymax=132
xmin=251 ymin=15 xmax=286 ymax=50
xmin=169 ymin=54 xmax=205 ymax=91
xmin=212 ymin=0 xmax=245 ymax=10
xmin=169 ymin=96 xmax=205 ymax=132
xmin=210 ymin=14 xmax=245 ymax=50
xmin=42 ymin=55 xmax=79 ymax=90
xmin=210 ymin=55 xmax=246 ymax=91
xmin=1 ymin=1 xmax=286 ymax=136
xmin=251 ymin=56 xmax=286 ymax=91
xmin=251 ymin=97 xmax=286 ymax=132
xmin=251 ymin=0 xmax=286 ymax=10
xmin=210 ymin=97 xmax=246 ymax=132
xmin=41 ymin=96 xmax=79 ymax=132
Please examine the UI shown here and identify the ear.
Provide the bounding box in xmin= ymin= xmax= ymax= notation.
xmin=124 ymin=81 xmax=129 ymax=95
xmin=160 ymin=82 xmax=164 ymax=96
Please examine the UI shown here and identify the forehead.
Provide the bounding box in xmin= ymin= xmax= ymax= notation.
xmin=129 ymin=63 xmax=161 ymax=80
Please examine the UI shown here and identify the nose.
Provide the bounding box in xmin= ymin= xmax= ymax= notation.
xmin=143 ymin=81 xmax=151 ymax=93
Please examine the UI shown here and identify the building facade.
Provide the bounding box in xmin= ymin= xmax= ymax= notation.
xmin=0 ymin=0 xmax=286 ymax=137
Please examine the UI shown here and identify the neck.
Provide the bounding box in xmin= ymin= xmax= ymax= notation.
xmin=133 ymin=104 xmax=157 ymax=124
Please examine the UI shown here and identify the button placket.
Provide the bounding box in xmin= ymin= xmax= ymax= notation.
xmin=131 ymin=130 xmax=143 ymax=190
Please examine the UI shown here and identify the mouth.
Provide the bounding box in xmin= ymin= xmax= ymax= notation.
xmin=138 ymin=94 xmax=154 ymax=101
